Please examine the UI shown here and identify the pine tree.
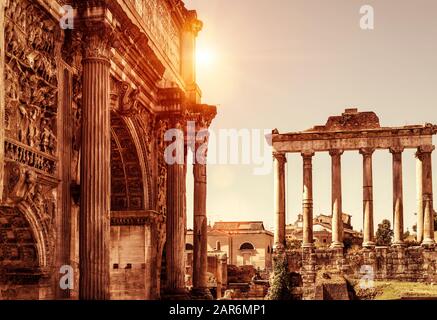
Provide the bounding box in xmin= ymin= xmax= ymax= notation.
xmin=267 ymin=254 xmax=292 ymax=300
xmin=375 ymin=219 xmax=393 ymax=246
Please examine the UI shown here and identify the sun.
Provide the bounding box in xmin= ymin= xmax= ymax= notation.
xmin=196 ymin=47 xmax=216 ymax=69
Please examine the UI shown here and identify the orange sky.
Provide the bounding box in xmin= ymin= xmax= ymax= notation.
xmin=185 ymin=0 xmax=437 ymax=233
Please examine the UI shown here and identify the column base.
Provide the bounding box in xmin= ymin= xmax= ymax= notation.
xmin=330 ymin=241 xmax=344 ymax=249
xmin=421 ymin=239 xmax=436 ymax=248
xmin=363 ymin=241 xmax=375 ymax=249
xmin=302 ymin=243 xmax=314 ymax=249
xmin=190 ymin=287 xmax=213 ymax=300
xmin=391 ymin=241 xmax=406 ymax=248
xmin=161 ymin=288 xmax=190 ymax=300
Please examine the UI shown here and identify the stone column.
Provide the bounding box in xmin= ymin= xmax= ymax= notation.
xmin=181 ymin=11 xmax=203 ymax=104
xmin=273 ymin=152 xmax=287 ymax=250
xmin=360 ymin=148 xmax=375 ymax=248
xmin=419 ymin=145 xmax=435 ymax=247
xmin=302 ymin=151 xmax=315 ymax=248
xmin=390 ymin=147 xmax=404 ymax=247
xmin=164 ymin=120 xmax=188 ymax=298
xmin=79 ymin=24 xmax=113 ymax=300
xmin=192 ymin=139 xmax=212 ymax=299
xmin=416 ymin=152 xmax=424 ymax=243
xmin=330 ymin=149 xmax=344 ymax=248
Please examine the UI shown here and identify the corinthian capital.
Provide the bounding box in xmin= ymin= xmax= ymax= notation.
xmin=185 ymin=10 xmax=203 ymax=36
xmin=81 ymin=19 xmax=118 ymax=61
xmin=273 ymin=152 xmax=287 ymax=163
xmin=418 ymin=145 xmax=435 ymax=154
xmin=389 ymin=146 xmax=404 ymax=154
xmin=359 ymin=147 xmax=375 ymax=157
xmin=329 ymin=149 xmax=344 ymax=157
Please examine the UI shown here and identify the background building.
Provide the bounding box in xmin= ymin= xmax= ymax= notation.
xmin=286 ymin=213 xmax=362 ymax=247
xmin=187 ymin=221 xmax=273 ymax=271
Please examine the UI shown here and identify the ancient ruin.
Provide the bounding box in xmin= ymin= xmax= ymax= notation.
xmin=271 ymin=108 xmax=437 ymax=299
xmin=0 ymin=0 xmax=216 ymax=300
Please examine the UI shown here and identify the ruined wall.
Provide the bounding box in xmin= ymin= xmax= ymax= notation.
xmin=285 ymin=246 xmax=437 ymax=300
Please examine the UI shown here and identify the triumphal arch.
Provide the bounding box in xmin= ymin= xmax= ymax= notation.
xmin=271 ymin=108 xmax=437 ymax=299
xmin=0 ymin=0 xmax=215 ymax=300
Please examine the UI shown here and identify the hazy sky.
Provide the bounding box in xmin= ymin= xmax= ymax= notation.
xmin=184 ymin=0 xmax=437 ymax=233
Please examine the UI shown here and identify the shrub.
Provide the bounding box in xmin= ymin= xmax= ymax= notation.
xmin=375 ymin=219 xmax=393 ymax=246
xmin=266 ymin=254 xmax=292 ymax=300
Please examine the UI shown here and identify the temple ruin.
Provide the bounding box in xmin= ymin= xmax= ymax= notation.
xmin=271 ymin=108 xmax=437 ymax=299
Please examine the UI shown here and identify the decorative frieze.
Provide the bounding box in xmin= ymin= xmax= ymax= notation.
xmin=4 ymin=0 xmax=59 ymax=159
xmin=5 ymin=139 xmax=57 ymax=175
xmin=110 ymin=210 xmax=165 ymax=226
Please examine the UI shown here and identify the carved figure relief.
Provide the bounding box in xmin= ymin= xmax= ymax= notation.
xmin=155 ymin=119 xmax=169 ymax=217
xmin=143 ymin=0 xmax=180 ymax=69
xmin=118 ymin=81 xmax=140 ymax=116
xmin=4 ymin=0 xmax=59 ymax=162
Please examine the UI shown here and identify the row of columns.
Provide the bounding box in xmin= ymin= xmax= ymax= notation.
xmin=164 ymin=127 xmax=212 ymax=299
xmin=78 ymin=15 xmax=212 ymax=299
xmin=273 ymin=146 xmax=436 ymax=251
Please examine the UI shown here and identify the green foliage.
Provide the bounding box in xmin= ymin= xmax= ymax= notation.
xmin=285 ymin=239 xmax=301 ymax=250
xmin=267 ymin=254 xmax=292 ymax=300
xmin=343 ymin=237 xmax=353 ymax=250
xmin=375 ymin=219 xmax=393 ymax=246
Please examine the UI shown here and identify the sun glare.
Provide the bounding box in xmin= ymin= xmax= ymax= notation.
xmin=196 ymin=47 xmax=216 ymax=68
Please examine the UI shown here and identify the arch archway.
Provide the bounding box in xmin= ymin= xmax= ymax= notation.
xmin=110 ymin=113 xmax=147 ymax=211
xmin=239 ymin=242 xmax=255 ymax=250
xmin=0 ymin=205 xmax=48 ymax=270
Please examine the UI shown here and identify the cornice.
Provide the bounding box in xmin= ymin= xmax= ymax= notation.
xmin=274 ymin=124 xmax=437 ymax=143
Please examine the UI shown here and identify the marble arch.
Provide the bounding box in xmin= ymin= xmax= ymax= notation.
xmin=110 ymin=112 xmax=147 ymax=212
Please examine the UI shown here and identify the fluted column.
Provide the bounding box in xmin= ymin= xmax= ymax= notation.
xmin=192 ymin=138 xmax=212 ymax=299
xmin=79 ymin=24 xmax=113 ymax=300
xmin=419 ymin=145 xmax=435 ymax=247
xmin=302 ymin=151 xmax=315 ymax=248
xmin=330 ymin=149 xmax=344 ymax=248
xmin=416 ymin=152 xmax=424 ymax=243
xmin=360 ymin=148 xmax=375 ymax=248
xmin=273 ymin=152 xmax=287 ymax=250
xmin=390 ymin=147 xmax=404 ymax=247
xmin=165 ymin=120 xmax=188 ymax=298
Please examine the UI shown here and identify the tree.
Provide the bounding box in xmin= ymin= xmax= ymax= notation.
xmin=267 ymin=254 xmax=292 ymax=300
xmin=375 ymin=219 xmax=393 ymax=246
xmin=412 ymin=224 xmax=417 ymax=233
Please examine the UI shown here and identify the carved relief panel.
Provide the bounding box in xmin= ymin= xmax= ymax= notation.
xmin=137 ymin=0 xmax=181 ymax=70
xmin=4 ymin=0 xmax=59 ymax=177
xmin=2 ymin=0 xmax=61 ymax=272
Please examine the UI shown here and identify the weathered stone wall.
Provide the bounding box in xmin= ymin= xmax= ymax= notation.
xmin=285 ymin=246 xmax=437 ymax=299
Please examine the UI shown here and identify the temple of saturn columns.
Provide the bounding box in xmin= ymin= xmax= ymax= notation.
xmin=270 ymin=109 xmax=437 ymax=298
